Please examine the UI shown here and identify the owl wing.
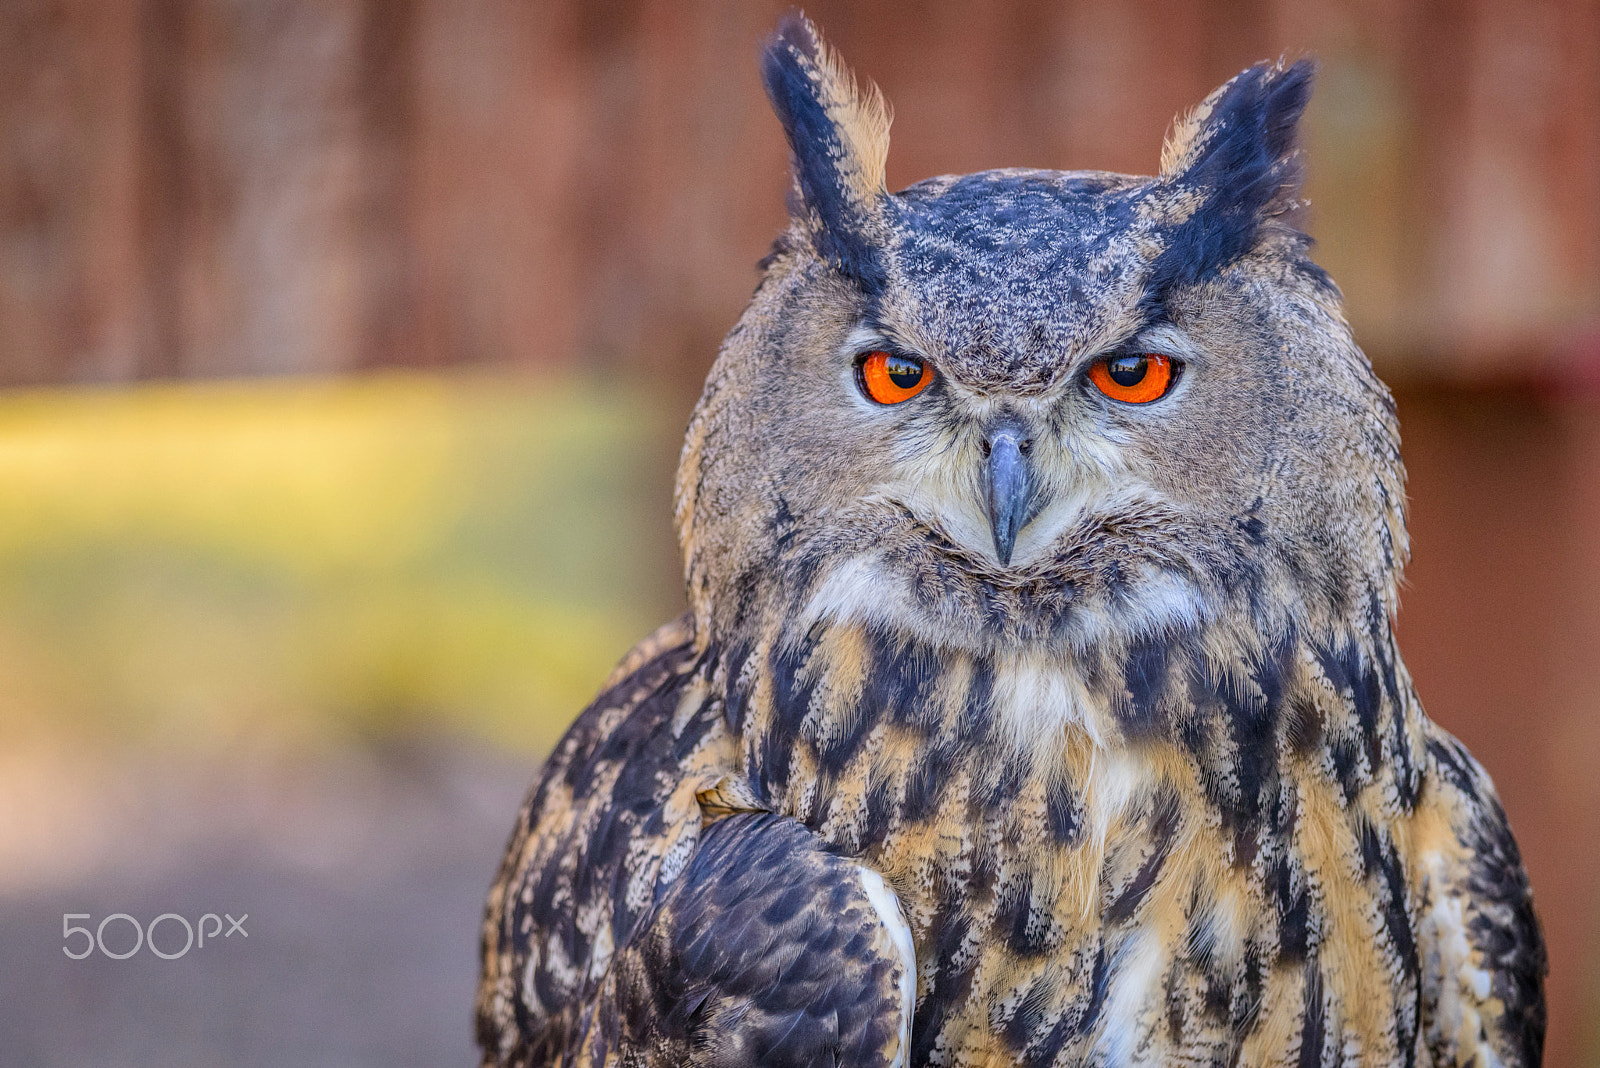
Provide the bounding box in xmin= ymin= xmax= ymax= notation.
xmin=587 ymin=811 xmax=916 ymax=1068
xmin=1416 ymin=725 xmax=1546 ymax=1068
xmin=476 ymin=619 xmax=915 ymax=1068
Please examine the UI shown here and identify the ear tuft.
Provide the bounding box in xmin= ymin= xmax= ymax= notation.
xmin=1151 ymin=59 xmax=1315 ymax=291
xmin=761 ymin=12 xmax=892 ymax=289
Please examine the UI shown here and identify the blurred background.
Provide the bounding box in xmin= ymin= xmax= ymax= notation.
xmin=0 ymin=0 xmax=1596 ymax=1064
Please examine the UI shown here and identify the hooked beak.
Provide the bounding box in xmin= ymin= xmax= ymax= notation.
xmin=982 ymin=426 xmax=1034 ymax=566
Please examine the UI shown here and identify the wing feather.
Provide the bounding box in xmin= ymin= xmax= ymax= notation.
xmin=1417 ymin=727 xmax=1546 ymax=1068
xmin=477 ymin=620 xmax=915 ymax=1068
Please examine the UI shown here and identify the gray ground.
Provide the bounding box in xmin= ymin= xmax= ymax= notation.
xmin=0 ymin=738 xmax=534 ymax=1067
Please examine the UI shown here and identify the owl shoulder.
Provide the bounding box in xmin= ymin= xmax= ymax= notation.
xmin=476 ymin=615 xmax=736 ymax=1064
xmin=1412 ymin=723 xmax=1546 ymax=1068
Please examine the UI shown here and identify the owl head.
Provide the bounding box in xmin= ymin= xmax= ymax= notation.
xmin=676 ymin=15 xmax=1405 ymax=659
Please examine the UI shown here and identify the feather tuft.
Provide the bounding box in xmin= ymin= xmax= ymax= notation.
xmin=761 ymin=11 xmax=892 ymax=289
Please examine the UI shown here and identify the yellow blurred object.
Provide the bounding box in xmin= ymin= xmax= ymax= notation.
xmin=0 ymin=372 xmax=679 ymax=754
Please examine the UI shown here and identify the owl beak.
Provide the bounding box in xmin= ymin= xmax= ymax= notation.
xmin=983 ymin=427 xmax=1033 ymax=566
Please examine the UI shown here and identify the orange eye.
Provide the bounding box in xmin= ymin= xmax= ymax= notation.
xmin=1088 ymin=353 xmax=1177 ymax=404
xmin=858 ymin=350 xmax=933 ymax=404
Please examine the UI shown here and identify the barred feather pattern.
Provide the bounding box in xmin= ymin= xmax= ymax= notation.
xmin=478 ymin=567 xmax=1542 ymax=1067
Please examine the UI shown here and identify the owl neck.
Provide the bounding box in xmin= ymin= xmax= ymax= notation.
xmin=708 ymin=591 xmax=1426 ymax=855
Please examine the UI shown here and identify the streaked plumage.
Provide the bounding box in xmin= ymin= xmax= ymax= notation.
xmin=478 ymin=16 xmax=1545 ymax=1068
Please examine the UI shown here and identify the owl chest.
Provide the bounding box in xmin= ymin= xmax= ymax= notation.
xmin=771 ymin=744 xmax=1240 ymax=1064
xmin=740 ymin=695 xmax=1417 ymax=1066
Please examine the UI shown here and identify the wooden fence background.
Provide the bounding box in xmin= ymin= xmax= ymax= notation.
xmin=3 ymin=0 xmax=1596 ymax=387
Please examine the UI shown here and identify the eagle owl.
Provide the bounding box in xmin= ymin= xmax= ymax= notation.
xmin=477 ymin=16 xmax=1545 ymax=1068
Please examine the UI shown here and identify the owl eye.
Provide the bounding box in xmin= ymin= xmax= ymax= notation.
xmin=857 ymin=350 xmax=933 ymax=405
xmin=1087 ymin=353 xmax=1178 ymax=404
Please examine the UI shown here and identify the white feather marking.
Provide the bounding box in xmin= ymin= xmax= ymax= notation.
xmin=989 ymin=650 xmax=1109 ymax=764
xmin=799 ymin=555 xmax=914 ymax=637
xmin=1097 ymin=929 xmax=1165 ymax=1068
xmin=1066 ymin=745 xmax=1157 ymax=921
xmin=857 ymin=865 xmax=916 ymax=1068
xmin=586 ymin=923 xmax=613 ymax=984
xmin=1420 ymin=854 xmax=1505 ymax=1068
